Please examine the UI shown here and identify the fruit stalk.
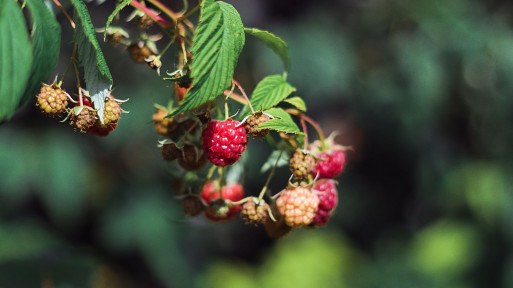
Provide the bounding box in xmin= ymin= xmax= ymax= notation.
xmin=130 ymin=0 xmax=173 ymax=28
xmin=288 ymin=109 xmax=326 ymax=144
xmin=258 ymin=150 xmax=283 ymax=200
xmin=145 ymin=0 xmax=180 ymax=21
xmin=52 ymin=0 xmax=75 ymax=29
xmin=232 ymin=79 xmax=255 ymax=114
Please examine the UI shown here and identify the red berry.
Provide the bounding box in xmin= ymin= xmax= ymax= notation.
xmin=276 ymin=186 xmax=319 ymax=228
xmin=200 ymin=181 xmax=245 ymax=222
xmin=201 ymin=120 xmax=248 ymax=167
xmin=312 ymin=149 xmax=346 ymax=179
xmin=312 ymin=209 xmax=332 ymax=226
xmin=87 ymin=123 xmax=117 ymax=137
xmin=314 ymin=179 xmax=338 ymax=211
xmin=311 ymin=179 xmax=338 ymax=226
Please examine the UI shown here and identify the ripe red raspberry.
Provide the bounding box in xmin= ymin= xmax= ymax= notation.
xmin=243 ymin=112 xmax=271 ymax=138
xmin=289 ymin=149 xmax=315 ymax=180
xmin=309 ymin=133 xmax=349 ymax=179
xmin=69 ymin=98 xmax=96 ymax=133
xmin=201 ymin=120 xmax=248 ymax=167
xmin=200 ymin=181 xmax=244 ymax=222
xmin=36 ymin=83 xmax=69 ymax=117
xmin=241 ymin=197 xmax=270 ymax=226
xmin=312 ymin=149 xmax=346 ymax=179
xmin=87 ymin=123 xmax=117 ymax=137
xmin=276 ymin=186 xmax=319 ymax=228
xmin=311 ymin=179 xmax=338 ymax=226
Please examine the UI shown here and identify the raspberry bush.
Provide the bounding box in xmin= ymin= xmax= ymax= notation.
xmin=1 ymin=0 xmax=350 ymax=237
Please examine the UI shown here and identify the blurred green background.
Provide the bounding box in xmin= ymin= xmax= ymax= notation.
xmin=1 ymin=0 xmax=513 ymax=287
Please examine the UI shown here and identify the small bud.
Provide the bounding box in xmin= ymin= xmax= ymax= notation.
xmin=145 ymin=55 xmax=162 ymax=75
xmin=196 ymin=110 xmax=211 ymax=124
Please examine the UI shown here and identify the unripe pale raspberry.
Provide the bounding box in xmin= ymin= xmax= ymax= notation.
xmin=36 ymin=83 xmax=69 ymax=117
xmin=70 ymin=106 xmax=96 ymax=133
xmin=289 ymin=149 xmax=315 ymax=180
xmin=241 ymin=197 xmax=270 ymax=226
xmin=87 ymin=95 xmax=122 ymax=137
xmin=201 ymin=120 xmax=248 ymax=167
xmin=310 ymin=179 xmax=338 ymax=226
xmin=102 ymin=96 xmax=122 ymax=126
xmin=276 ymin=186 xmax=319 ymax=228
xmin=244 ymin=112 xmax=270 ymax=138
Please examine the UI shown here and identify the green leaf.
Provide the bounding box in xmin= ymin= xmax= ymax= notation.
xmin=0 ymin=0 xmax=32 ymax=122
xmin=173 ymin=0 xmax=245 ymax=115
xmin=259 ymin=108 xmax=303 ymax=134
xmin=0 ymin=0 xmax=33 ymax=122
xmin=245 ymin=27 xmax=290 ymax=71
xmin=247 ymin=75 xmax=296 ymax=116
xmin=105 ymin=0 xmax=132 ymax=40
xmin=70 ymin=0 xmax=113 ymax=123
xmin=284 ymin=96 xmax=307 ymax=112
xmin=21 ymin=0 xmax=61 ymax=108
xmin=260 ymin=150 xmax=289 ymax=173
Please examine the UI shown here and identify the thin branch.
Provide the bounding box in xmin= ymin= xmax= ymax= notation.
xmin=146 ymin=0 xmax=179 ymax=21
xmin=130 ymin=0 xmax=173 ymax=28
xmin=232 ymin=79 xmax=254 ymax=114
xmin=287 ymin=109 xmax=325 ymax=143
xmin=53 ymin=0 xmax=75 ymax=29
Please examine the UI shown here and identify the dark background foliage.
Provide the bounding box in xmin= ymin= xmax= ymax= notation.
xmin=1 ymin=0 xmax=513 ymax=287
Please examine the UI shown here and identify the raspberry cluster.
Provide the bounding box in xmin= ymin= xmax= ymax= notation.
xmin=35 ymin=81 xmax=125 ymax=137
xmin=154 ymin=102 xmax=348 ymax=233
